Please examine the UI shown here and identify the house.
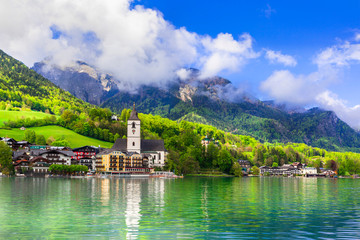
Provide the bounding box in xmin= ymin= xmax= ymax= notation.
xmin=16 ymin=141 xmax=30 ymax=149
xmin=95 ymin=104 xmax=166 ymax=174
xmin=72 ymin=146 xmax=101 ymax=170
xmin=20 ymin=126 xmax=26 ymax=131
xmin=201 ymin=136 xmax=219 ymax=148
xmin=238 ymin=160 xmax=251 ymax=173
xmin=1 ymin=138 xmax=17 ymax=149
xmin=260 ymin=164 xmax=303 ymax=176
xmin=30 ymin=149 xmax=75 ymax=165
xmin=302 ymin=167 xmax=317 ymax=175
xmin=30 ymin=157 xmax=50 ymax=173
xmin=111 ymin=115 xmax=119 ymax=121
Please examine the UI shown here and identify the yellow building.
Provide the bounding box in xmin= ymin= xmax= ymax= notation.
xmin=96 ymin=150 xmax=153 ymax=175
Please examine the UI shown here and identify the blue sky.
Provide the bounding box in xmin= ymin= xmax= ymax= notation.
xmin=142 ymin=0 xmax=360 ymax=101
xmin=1 ymin=0 xmax=360 ymax=128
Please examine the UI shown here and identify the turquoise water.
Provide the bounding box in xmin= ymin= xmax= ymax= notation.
xmin=0 ymin=177 xmax=360 ymax=239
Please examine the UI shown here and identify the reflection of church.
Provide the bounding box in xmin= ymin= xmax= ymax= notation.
xmin=95 ymin=105 xmax=166 ymax=174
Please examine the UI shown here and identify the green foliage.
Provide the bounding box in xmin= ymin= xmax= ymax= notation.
xmin=24 ymin=129 xmax=36 ymax=143
xmin=231 ymin=162 xmax=243 ymax=177
xmin=0 ymin=141 xmax=13 ymax=175
xmin=35 ymin=134 xmax=46 ymax=145
xmin=49 ymin=164 xmax=88 ymax=175
xmin=251 ymin=166 xmax=260 ymax=175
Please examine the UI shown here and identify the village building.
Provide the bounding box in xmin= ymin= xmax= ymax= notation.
xmin=95 ymin=105 xmax=166 ymax=174
xmin=30 ymin=149 xmax=74 ymax=165
xmin=72 ymin=146 xmax=101 ymax=170
xmin=201 ymin=136 xmax=219 ymax=148
xmin=238 ymin=160 xmax=251 ymax=173
xmin=302 ymin=167 xmax=317 ymax=175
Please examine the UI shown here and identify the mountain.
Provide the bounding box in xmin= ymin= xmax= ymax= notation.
xmin=32 ymin=61 xmax=119 ymax=105
xmin=0 ymin=50 xmax=92 ymax=115
xmin=32 ymin=62 xmax=360 ymax=152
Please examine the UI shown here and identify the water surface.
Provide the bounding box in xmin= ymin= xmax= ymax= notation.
xmin=0 ymin=177 xmax=359 ymax=239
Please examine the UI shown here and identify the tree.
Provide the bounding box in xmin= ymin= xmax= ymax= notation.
xmin=35 ymin=135 xmax=46 ymax=145
xmin=24 ymin=129 xmax=36 ymax=143
xmin=46 ymin=136 xmax=55 ymax=145
xmin=205 ymin=142 xmax=219 ymax=168
xmin=0 ymin=141 xmax=13 ymax=175
xmin=231 ymin=162 xmax=243 ymax=177
xmin=272 ymin=162 xmax=278 ymax=168
xmin=251 ymin=166 xmax=260 ymax=175
xmin=51 ymin=139 xmax=70 ymax=147
xmin=217 ymin=149 xmax=234 ymax=173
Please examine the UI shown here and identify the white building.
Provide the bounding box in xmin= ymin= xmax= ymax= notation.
xmin=111 ymin=105 xmax=167 ymax=168
xmin=302 ymin=167 xmax=317 ymax=175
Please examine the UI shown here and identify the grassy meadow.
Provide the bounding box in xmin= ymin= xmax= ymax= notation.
xmin=0 ymin=125 xmax=113 ymax=148
xmin=0 ymin=110 xmax=57 ymax=126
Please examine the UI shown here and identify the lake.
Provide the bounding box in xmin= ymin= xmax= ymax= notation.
xmin=0 ymin=177 xmax=359 ymax=239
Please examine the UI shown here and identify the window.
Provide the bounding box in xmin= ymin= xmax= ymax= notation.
xmin=132 ymin=122 xmax=136 ymax=128
xmin=133 ymin=142 xmax=135 ymax=146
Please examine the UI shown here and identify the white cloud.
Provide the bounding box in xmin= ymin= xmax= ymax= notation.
xmin=355 ymin=33 xmax=360 ymax=42
xmin=264 ymin=49 xmax=297 ymax=66
xmin=199 ymin=33 xmax=259 ymax=78
xmin=176 ymin=68 xmax=192 ymax=80
xmin=261 ymin=36 xmax=360 ymax=129
xmin=316 ymin=91 xmax=360 ymax=129
xmin=0 ymin=0 xmax=258 ymax=88
xmin=260 ymin=70 xmax=323 ymax=105
xmin=314 ymin=41 xmax=360 ymax=67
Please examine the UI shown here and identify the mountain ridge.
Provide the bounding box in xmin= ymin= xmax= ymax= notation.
xmin=31 ymin=61 xmax=360 ymax=152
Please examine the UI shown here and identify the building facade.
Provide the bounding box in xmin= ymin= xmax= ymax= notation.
xmin=95 ymin=105 xmax=166 ymax=174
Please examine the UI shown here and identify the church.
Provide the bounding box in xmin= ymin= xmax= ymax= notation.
xmin=94 ymin=105 xmax=166 ymax=174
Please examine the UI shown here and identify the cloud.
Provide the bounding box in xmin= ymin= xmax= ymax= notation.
xmin=316 ymin=91 xmax=360 ymax=129
xmin=199 ymin=33 xmax=259 ymax=79
xmin=355 ymin=33 xmax=360 ymax=42
xmin=264 ymin=4 xmax=276 ymax=18
xmin=260 ymin=70 xmax=325 ymax=105
xmin=261 ymin=35 xmax=360 ymax=129
xmin=314 ymin=41 xmax=360 ymax=67
xmin=0 ymin=0 xmax=259 ymax=88
xmin=264 ymin=49 xmax=297 ymax=66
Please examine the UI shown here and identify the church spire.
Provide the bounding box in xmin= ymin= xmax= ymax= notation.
xmin=128 ymin=102 xmax=140 ymax=120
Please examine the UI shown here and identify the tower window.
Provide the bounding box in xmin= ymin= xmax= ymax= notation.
xmin=132 ymin=122 xmax=136 ymax=128
xmin=133 ymin=142 xmax=135 ymax=146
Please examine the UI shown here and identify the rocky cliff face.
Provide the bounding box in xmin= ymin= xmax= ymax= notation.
xmin=32 ymin=61 xmax=119 ymax=105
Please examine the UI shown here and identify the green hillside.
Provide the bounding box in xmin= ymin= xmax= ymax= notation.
xmin=0 ymin=125 xmax=112 ymax=148
xmin=2 ymin=48 xmax=360 ymax=176
xmin=0 ymin=49 xmax=92 ymax=115
xmin=0 ymin=110 xmax=57 ymax=126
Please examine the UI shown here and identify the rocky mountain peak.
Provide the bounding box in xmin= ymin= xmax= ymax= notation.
xmin=32 ymin=61 xmax=119 ymax=105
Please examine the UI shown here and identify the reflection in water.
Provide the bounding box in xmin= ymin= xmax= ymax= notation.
xmin=125 ymin=179 xmax=142 ymax=239
xmin=0 ymin=177 xmax=360 ymax=239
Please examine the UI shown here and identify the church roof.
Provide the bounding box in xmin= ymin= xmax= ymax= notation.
xmin=111 ymin=139 xmax=166 ymax=152
xmin=128 ymin=103 xmax=140 ymax=121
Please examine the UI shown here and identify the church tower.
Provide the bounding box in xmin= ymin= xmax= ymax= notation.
xmin=127 ymin=103 xmax=141 ymax=153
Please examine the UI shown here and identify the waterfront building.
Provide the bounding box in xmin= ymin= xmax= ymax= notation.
xmin=95 ymin=105 xmax=166 ymax=174
xmin=72 ymin=146 xmax=101 ymax=170
xmin=30 ymin=149 xmax=74 ymax=165
xmin=237 ymin=160 xmax=251 ymax=173
xmin=302 ymin=167 xmax=317 ymax=175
